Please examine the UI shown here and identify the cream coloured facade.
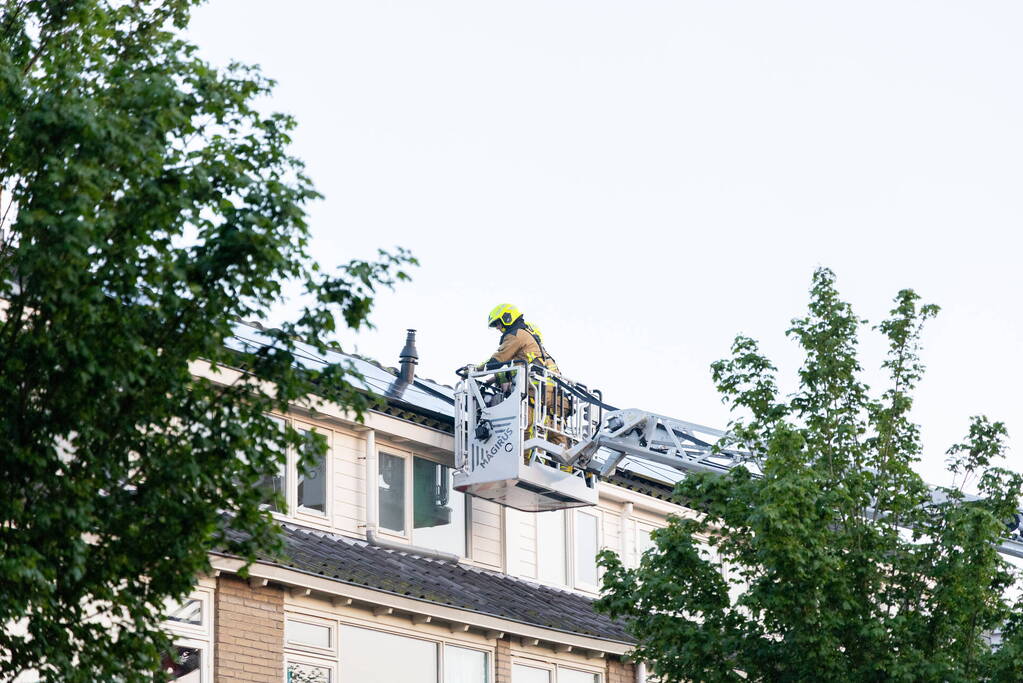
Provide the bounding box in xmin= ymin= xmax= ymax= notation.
xmin=162 ymin=337 xmax=704 ymax=683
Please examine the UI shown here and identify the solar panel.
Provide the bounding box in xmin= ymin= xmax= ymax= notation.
xmin=228 ymin=323 xmax=457 ymax=418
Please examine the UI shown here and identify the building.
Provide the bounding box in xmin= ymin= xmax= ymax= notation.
xmin=166 ymin=323 xmax=694 ymax=683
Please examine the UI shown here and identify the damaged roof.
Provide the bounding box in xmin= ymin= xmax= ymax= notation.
xmin=221 ymin=524 xmax=634 ymax=645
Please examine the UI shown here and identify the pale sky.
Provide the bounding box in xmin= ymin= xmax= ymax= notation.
xmin=188 ymin=1 xmax=1023 ymax=489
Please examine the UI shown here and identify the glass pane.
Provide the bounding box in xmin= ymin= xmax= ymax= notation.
xmin=257 ymin=416 xmax=286 ymax=512
xmin=536 ymin=510 xmax=566 ymax=585
xmin=164 ymin=598 xmax=202 ymax=625
xmin=412 ymin=458 xmax=466 ymax=556
xmin=444 ymin=645 xmax=488 ymax=683
xmin=287 ymin=619 xmax=331 ymax=649
xmin=511 ymin=664 xmax=550 ymax=683
xmin=163 ymin=646 xmax=202 ymax=682
xmin=558 ymin=668 xmax=599 ymax=683
xmin=340 ymin=625 xmax=437 ymax=683
xmin=257 ymin=465 xmax=286 ymax=512
xmin=637 ymin=525 xmax=656 ymax=559
xmin=287 ymin=661 xmax=332 ymax=683
xmin=379 ymin=453 xmax=406 ymax=533
xmin=574 ymin=512 xmax=599 ymax=586
xmin=297 ymin=429 xmax=327 ymax=514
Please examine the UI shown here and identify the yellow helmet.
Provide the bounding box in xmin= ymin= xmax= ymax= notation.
xmin=487 ymin=303 xmax=522 ymax=328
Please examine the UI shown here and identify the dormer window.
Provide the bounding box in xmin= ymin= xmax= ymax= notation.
xmin=256 ymin=415 xmax=331 ymax=523
xmin=507 ymin=508 xmax=602 ymax=592
xmin=378 ymin=449 xmax=467 ymax=557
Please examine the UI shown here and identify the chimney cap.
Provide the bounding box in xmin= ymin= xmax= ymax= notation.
xmin=400 ymin=329 xmax=418 ymax=363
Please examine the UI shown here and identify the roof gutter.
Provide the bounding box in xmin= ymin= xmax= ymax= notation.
xmin=364 ymin=428 xmax=460 ymax=563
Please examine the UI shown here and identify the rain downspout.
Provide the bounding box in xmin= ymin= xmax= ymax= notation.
xmin=364 ymin=430 xmax=459 ymax=563
xmin=621 ymin=501 xmax=634 ymax=563
xmin=620 ymin=501 xmax=646 ymax=682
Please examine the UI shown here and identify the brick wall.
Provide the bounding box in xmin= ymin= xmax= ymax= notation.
xmin=214 ymin=575 xmax=284 ymax=683
xmin=495 ymin=637 xmax=512 ymax=683
xmin=607 ymin=657 xmax=636 ymax=683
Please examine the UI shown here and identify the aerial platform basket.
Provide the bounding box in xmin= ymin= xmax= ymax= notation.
xmin=453 ymin=363 xmax=599 ymax=512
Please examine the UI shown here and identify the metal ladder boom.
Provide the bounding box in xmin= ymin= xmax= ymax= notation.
xmin=557 ymin=408 xmax=1023 ymax=560
xmin=559 ymin=408 xmax=751 ymax=478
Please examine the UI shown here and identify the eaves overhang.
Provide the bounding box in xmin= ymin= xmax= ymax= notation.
xmin=209 ymin=554 xmax=633 ymax=656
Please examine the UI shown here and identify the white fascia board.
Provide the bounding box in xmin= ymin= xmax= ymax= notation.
xmin=599 ymin=481 xmax=693 ymax=518
xmin=209 ymin=554 xmax=632 ymax=656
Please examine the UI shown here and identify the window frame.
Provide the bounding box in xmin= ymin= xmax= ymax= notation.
xmin=283 ymin=607 xmax=494 ymax=683
xmin=442 ymin=642 xmax=492 ymax=683
xmin=570 ymin=509 xmax=602 ymax=593
xmin=510 ymin=656 xmax=604 ymax=683
xmin=293 ymin=420 xmax=332 ymax=523
xmin=260 ymin=414 xmax=333 ymax=527
xmin=285 ymin=614 xmax=335 ymax=657
xmin=337 ymin=624 xmax=441 ymax=682
xmin=376 ymin=445 xmax=471 ymax=558
xmin=534 ymin=508 xmax=568 ymax=587
xmin=284 ymin=652 xmax=337 ymax=683
xmin=632 ymin=520 xmax=659 ymax=567
xmin=557 ymin=664 xmax=604 ymax=683
xmin=164 ymin=635 xmax=210 ymax=683
xmin=377 ymin=448 xmax=411 ymax=539
xmin=511 ymin=659 xmax=554 ymax=682
xmin=507 ymin=507 xmax=602 ymax=592
xmin=163 ymin=585 xmax=214 ymax=683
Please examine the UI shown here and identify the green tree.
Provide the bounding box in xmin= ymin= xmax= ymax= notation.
xmin=595 ymin=268 xmax=1023 ymax=682
xmin=0 ymin=1 xmax=413 ymax=680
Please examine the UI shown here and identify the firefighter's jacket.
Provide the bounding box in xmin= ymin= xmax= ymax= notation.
xmin=484 ymin=321 xmax=558 ymax=373
xmin=484 ymin=320 xmax=571 ymax=428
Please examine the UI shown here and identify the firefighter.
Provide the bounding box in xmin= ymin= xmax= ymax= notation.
xmin=481 ymin=304 xmax=549 ymax=371
xmin=480 ymin=304 xmax=570 ymax=461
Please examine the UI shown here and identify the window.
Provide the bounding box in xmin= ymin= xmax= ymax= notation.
xmin=378 ymin=450 xmax=467 ymax=557
xmin=513 ymin=664 xmax=551 ymax=683
xmin=512 ymin=662 xmax=602 ymax=683
xmin=257 ymin=415 xmax=287 ymax=512
xmin=287 ymin=659 xmax=333 ymax=683
xmin=341 ymin=626 xmax=437 ymax=682
xmin=286 ymin=617 xmax=332 ymax=651
xmin=297 ymin=428 xmax=327 ymax=514
xmin=558 ymin=668 xmax=600 ymax=683
xmin=573 ymin=511 xmax=600 ymax=589
xmin=445 ymin=645 xmax=489 ymax=683
xmin=412 ymin=458 xmax=466 ymax=557
xmin=510 ymin=508 xmax=598 ymax=591
xmin=284 ymin=615 xmax=337 ymax=683
xmin=379 ymin=452 xmax=406 ymax=533
xmin=163 ymin=645 xmax=203 ymax=682
xmin=634 ymin=521 xmax=657 ymax=566
xmin=165 ymin=598 xmax=203 ymax=626
xmin=163 ymin=587 xmax=213 ymax=682
xmin=258 ymin=416 xmax=331 ymax=521
xmin=284 ymin=615 xmax=490 ymax=683
xmin=536 ymin=510 xmax=567 ymax=585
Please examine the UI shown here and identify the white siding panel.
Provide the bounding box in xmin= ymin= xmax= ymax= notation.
xmin=470 ymin=497 xmax=502 ymax=567
xmin=517 ymin=509 xmax=538 ymax=579
xmin=601 ymin=512 xmax=621 ymax=560
xmin=332 ymin=433 xmax=366 ymax=536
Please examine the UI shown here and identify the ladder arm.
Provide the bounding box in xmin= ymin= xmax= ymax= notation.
xmin=560 ymin=408 xmax=752 ymax=478
xmin=558 ymin=408 xmax=1023 ymax=560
